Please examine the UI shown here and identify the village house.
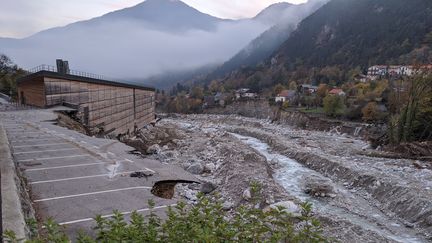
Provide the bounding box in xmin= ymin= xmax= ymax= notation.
xmin=367 ymin=65 xmax=432 ymax=80
xmin=300 ymin=84 xmax=318 ymax=94
xmin=275 ymin=90 xmax=296 ymax=103
xmin=328 ymin=88 xmax=346 ymax=96
xmin=235 ymin=88 xmax=258 ymax=100
xmin=17 ymin=60 xmax=155 ymax=135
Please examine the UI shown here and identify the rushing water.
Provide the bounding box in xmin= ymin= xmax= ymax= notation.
xmin=232 ymin=133 xmax=424 ymax=243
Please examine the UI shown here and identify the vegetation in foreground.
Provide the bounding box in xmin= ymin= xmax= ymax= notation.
xmin=4 ymin=184 xmax=327 ymax=243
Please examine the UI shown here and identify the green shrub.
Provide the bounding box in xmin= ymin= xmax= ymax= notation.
xmin=4 ymin=185 xmax=327 ymax=243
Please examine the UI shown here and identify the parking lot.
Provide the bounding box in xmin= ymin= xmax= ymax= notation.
xmin=0 ymin=110 xmax=195 ymax=237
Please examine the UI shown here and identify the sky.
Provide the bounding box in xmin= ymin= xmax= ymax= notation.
xmin=0 ymin=0 xmax=307 ymax=38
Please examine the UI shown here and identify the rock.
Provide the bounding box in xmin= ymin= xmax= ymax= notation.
xmin=187 ymin=183 xmax=201 ymax=190
xmin=243 ymin=188 xmax=252 ymax=200
xmin=146 ymin=144 xmax=161 ymax=154
xmin=184 ymin=190 xmax=197 ymax=201
xmin=186 ymin=163 xmax=204 ymax=175
xmin=268 ymin=201 xmax=302 ymax=217
xmin=222 ymin=201 xmax=234 ymax=210
xmin=302 ymin=174 xmax=336 ymax=198
xmin=200 ymin=182 xmax=217 ymax=194
xmin=203 ymin=163 xmax=216 ymax=173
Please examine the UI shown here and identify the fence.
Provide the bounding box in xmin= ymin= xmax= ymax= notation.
xmin=27 ymin=65 xmax=112 ymax=82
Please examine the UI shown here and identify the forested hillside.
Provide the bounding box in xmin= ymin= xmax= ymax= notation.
xmin=275 ymin=0 xmax=432 ymax=69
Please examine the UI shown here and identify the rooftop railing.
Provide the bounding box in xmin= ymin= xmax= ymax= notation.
xmin=27 ymin=64 xmax=112 ymax=81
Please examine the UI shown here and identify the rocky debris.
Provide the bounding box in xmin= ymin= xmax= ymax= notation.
xmin=267 ymin=201 xmax=301 ymax=217
xmin=146 ymin=144 xmax=161 ymax=154
xmin=186 ymin=162 xmax=204 ymax=175
xmin=123 ymin=114 xmax=432 ymax=242
xmin=130 ymin=171 xmax=154 ymax=179
xmin=200 ymin=182 xmax=217 ymax=194
xmin=302 ymin=174 xmax=336 ymax=198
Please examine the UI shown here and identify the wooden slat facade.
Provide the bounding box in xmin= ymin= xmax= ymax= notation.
xmin=17 ymin=73 xmax=155 ymax=135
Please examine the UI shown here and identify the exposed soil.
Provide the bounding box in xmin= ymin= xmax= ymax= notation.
xmin=124 ymin=113 xmax=432 ymax=242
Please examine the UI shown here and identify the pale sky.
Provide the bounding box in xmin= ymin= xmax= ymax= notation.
xmin=0 ymin=0 xmax=307 ymax=38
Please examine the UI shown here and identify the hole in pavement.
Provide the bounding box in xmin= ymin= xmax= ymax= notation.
xmin=151 ymin=180 xmax=195 ymax=199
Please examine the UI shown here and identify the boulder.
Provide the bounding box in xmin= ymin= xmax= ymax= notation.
xmin=302 ymin=174 xmax=336 ymax=198
xmin=222 ymin=201 xmax=235 ymax=210
xmin=146 ymin=144 xmax=161 ymax=154
xmin=242 ymin=188 xmax=252 ymax=200
xmin=268 ymin=201 xmax=302 ymax=217
xmin=186 ymin=162 xmax=204 ymax=175
xmin=200 ymin=182 xmax=217 ymax=194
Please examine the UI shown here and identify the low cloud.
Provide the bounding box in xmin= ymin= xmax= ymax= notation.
xmin=1 ymin=19 xmax=268 ymax=80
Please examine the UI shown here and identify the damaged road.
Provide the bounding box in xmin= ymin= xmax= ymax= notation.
xmin=130 ymin=114 xmax=432 ymax=243
xmin=0 ymin=110 xmax=197 ymax=239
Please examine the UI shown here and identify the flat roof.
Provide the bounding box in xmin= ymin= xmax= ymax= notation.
xmin=17 ymin=70 xmax=155 ymax=92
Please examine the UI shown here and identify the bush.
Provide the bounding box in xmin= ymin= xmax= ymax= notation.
xmin=4 ymin=184 xmax=327 ymax=243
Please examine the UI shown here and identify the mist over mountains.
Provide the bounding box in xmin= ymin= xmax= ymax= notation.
xmin=0 ymin=0 xmax=323 ymax=88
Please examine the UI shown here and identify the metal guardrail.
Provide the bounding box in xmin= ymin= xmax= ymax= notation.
xmin=27 ymin=64 xmax=112 ymax=81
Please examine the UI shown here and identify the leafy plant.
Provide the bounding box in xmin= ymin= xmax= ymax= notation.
xmin=4 ymin=184 xmax=327 ymax=243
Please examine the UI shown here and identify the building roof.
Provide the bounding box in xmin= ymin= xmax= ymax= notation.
xmin=17 ymin=70 xmax=155 ymax=91
xmin=277 ymin=90 xmax=296 ymax=98
xmin=329 ymin=88 xmax=344 ymax=95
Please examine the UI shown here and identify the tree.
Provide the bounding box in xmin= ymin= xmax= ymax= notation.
xmin=273 ymin=84 xmax=285 ymax=95
xmin=0 ymin=54 xmax=24 ymax=98
xmin=209 ymin=80 xmax=221 ymax=93
xmin=323 ymin=94 xmax=346 ymax=117
xmin=289 ymin=81 xmax=298 ymax=91
xmin=390 ymin=75 xmax=432 ymax=143
xmin=362 ymin=102 xmax=380 ymax=122
xmin=315 ymin=84 xmax=329 ymax=106
xmin=190 ymin=86 xmax=204 ymax=99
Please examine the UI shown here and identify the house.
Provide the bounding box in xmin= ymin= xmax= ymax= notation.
xmin=300 ymin=84 xmax=318 ymax=94
xmin=275 ymin=90 xmax=296 ymax=103
xmin=17 ymin=60 xmax=155 ymax=135
xmin=367 ymin=65 xmax=388 ymax=78
xmin=235 ymin=88 xmax=257 ymax=100
xmin=329 ymin=88 xmax=346 ymax=96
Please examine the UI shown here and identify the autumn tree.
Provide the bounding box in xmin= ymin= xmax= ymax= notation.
xmin=273 ymin=84 xmax=285 ymax=95
xmin=289 ymin=81 xmax=298 ymax=91
xmin=323 ymin=94 xmax=346 ymax=117
xmin=315 ymin=84 xmax=329 ymax=106
xmin=362 ymin=102 xmax=380 ymax=122
xmin=190 ymin=86 xmax=204 ymax=99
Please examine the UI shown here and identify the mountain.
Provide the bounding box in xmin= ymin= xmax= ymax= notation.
xmin=274 ymin=0 xmax=432 ymax=69
xmin=56 ymin=0 xmax=229 ymax=34
xmin=208 ymin=0 xmax=328 ymax=79
xmin=0 ymin=0 xmax=273 ymax=85
xmin=253 ymin=2 xmax=294 ymax=25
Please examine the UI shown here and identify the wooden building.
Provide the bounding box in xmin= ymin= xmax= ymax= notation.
xmin=17 ymin=66 xmax=155 ymax=135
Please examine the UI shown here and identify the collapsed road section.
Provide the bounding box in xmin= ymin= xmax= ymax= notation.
xmin=0 ymin=109 xmax=196 ymax=239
